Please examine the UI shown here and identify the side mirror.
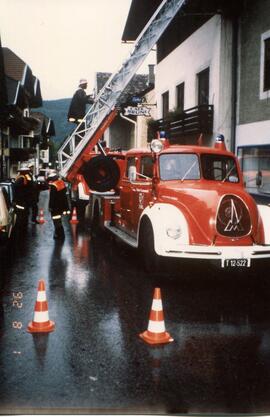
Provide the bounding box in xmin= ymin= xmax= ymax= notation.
xmin=256 ymin=170 xmax=263 ymax=187
xmin=128 ymin=166 xmax=137 ymax=182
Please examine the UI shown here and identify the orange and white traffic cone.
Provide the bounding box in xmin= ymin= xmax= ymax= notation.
xmin=27 ymin=279 xmax=55 ymax=333
xmin=70 ymin=207 xmax=79 ymax=224
xmin=38 ymin=208 xmax=46 ymax=224
xmin=139 ymin=287 xmax=173 ymax=345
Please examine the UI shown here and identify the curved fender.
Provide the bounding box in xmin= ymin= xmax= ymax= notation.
xmin=139 ymin=203 xmax=189 ymax=255
xmin=257 ymin=204 xmax=270 ymax=244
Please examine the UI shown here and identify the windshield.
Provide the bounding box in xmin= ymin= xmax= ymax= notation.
xmin=159 ymin=153 xmax=200 ymax=181
xmin=201 ymin=154 xmax=239 ymax=182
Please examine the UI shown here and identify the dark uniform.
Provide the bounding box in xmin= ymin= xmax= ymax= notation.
xmin=48 ymin=173 xmax=69 ymax=240
xmin=67 ymin=80 xmax=94 ymax=124
xmin=13 ymin=168 xmax=33 ymax=226
xmin=28 ymin=169 xmax=40 ymax=223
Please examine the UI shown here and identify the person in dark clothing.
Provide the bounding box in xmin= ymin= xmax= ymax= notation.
xmin=28 ymin=162 xmax=40 ymax=223
xmin=47 ymin=170 xmax=70 ymax=240
xmin=67 ymin=79 xmax=94 ymax=124
xmin=13 ymin=164 xmax=34 ymax=226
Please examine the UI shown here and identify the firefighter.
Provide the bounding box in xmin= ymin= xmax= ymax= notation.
xmin=67 ymin=79 xmax=94 ymax=124
xmin=13 ymin=163 xmax=33 ymax=226
xmin=47 ymin=170 xmax=70 ymax=240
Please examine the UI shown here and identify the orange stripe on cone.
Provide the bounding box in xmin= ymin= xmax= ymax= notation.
xmin=139 ymin=287 xmax=173 ymax=345
xmin=27 ymin=279 xmax=55 ymax=333
xmin=70 ymin=207 xmax=79 ymax=224
xmin=38 ymin=208 xmax=46 ymax=224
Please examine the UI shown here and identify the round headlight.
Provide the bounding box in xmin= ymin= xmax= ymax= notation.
xmin=166 ymin=227 xmax=182 ymax=239
xmin=150 ymin=139 xmax=163 ymax=153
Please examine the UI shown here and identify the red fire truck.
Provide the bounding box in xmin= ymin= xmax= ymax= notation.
xmin=86 ymin=134 xmax=270 ymax=270
xmin=56 ymin=2 xmax=270 ymax=271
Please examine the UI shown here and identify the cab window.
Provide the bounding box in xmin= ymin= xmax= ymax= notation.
xmin=126 ymin=157 xmax=137 ymax=182
xmin=126 ymin=157 xmax=136 ymax=178
xmin=159 ymin=153 xmax=200 ymax=181
xmin=140 ymin=156 xmax=153 ymax=179
xmin=201 ymin=154 xmax=239 ymax=182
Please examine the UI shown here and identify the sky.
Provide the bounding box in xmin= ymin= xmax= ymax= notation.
xmin=0 ymin=0 xmax=156 ymax=100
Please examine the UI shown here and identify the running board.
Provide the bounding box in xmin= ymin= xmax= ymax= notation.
xmin=104 ymin=222 xmax=138 ymax=248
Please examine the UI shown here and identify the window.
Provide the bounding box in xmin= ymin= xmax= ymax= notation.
xmin=159 ymin=153 xmax=200 ymax=181
xmin=176 ymin=82 xmax=185 ymax=112
xmin=140 ymin=156 xmax=153 ymax=179
xmin=126 ymin=157 xmax=136 ymax=179
xmin=264 ymin=38 xmax=270 ymax=91
xmin=260 ymin=31 xmax=270 ymax=99
xmin=197 ymin=68 xmax=209 ymax=105
xmin=201 ymin=154 xmax=239 ymax=182
xmin=238 ymin=145 xmax=270 ymax=194
xmin=162 ymin=91 xmax=169 ymax=119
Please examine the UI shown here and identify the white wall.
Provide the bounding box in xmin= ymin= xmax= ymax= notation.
xmin=155 ymin=15 xmax=233 ymax=148
xmin=236 ymin=120 xmax=270 ymax=148
xmin=136 ymin=89 xmax=157 ymax=148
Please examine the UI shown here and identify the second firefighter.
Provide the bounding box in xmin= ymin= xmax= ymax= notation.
xmin=47 ymin=170 xmax=70 ymax=240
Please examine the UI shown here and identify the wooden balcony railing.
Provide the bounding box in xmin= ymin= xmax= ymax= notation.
xmin=148 ymin=104 xmax=214 ymax=140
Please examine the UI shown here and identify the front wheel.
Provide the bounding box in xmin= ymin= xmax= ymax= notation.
xmin=139 ymin=220 xmax=162 ymax=273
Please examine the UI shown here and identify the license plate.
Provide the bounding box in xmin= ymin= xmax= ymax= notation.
xmin=224 ymin=258 xmax=250 ymax=268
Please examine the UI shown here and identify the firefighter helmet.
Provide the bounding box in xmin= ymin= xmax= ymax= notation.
xmin=18 ymin=163 xmax=30 ymax=172
xmin=47 ymin=169 xmax=59 ymax=181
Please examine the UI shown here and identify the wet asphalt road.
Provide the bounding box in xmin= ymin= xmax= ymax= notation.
xmin=1 ymin=191 xmax=270 ymax=414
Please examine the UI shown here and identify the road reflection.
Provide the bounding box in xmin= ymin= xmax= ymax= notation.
xmin=1 ymin=201 xmax=270 ymax=413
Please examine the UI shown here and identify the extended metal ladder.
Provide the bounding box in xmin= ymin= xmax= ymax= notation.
xmin=57 ymin=0 xmax=186 ymax=181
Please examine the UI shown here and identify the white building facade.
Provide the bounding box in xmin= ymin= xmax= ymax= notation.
xmin=155 ymin=14 xmax=234 ymax=149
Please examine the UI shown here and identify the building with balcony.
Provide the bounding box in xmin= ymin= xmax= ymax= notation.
xmin=122 ymin=1 xmax=243 ymax=149
xmin=0 ymin=39 xmax=55 ymax=179
xmin=122 ymin=0 xmax=270 ymax=202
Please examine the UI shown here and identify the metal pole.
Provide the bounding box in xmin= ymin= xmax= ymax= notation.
xmin=120 ymin=113 xmax=137 ymax=148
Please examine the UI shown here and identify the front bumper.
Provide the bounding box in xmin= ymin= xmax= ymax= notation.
xmin=162 ymin=244 xmax=270 ymax=267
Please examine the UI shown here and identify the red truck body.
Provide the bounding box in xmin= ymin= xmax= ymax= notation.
xmin=86 ymin=137 xmax=270 ymax=270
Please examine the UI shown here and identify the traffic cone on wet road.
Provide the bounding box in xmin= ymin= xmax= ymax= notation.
xmin=139 ymin=287 xmax=173 ymax=345
xmin=27 ymin=279 xmax=55 ymax=333
xmin=38 ymin=208 xmax=46 ymax=224
xmin=70 ymin=207 xmax=79 ymax=224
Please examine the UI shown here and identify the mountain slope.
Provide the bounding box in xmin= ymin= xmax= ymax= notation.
xmin=37 ymin=98 xmax=75 ymax=149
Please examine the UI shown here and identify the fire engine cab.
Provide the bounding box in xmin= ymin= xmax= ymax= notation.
xmin=88 ymin=134 xmax=270 ymax=270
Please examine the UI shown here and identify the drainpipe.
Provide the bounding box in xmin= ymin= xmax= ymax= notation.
xmin=231 ymin=16 xmax=238 ymax=154
xmin=120 ymin=113 xmax=137 ymax=148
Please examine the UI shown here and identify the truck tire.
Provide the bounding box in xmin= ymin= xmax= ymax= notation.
xmin=82 ymin=155 xmax=120 ymax=192
xmin=139 ymin=219 xmax=162 ymax=273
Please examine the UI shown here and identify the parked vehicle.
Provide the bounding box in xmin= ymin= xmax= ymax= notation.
xmin=0 ymin=179 xmax=15 ymax=204
xmin=0 ymin=181 xmax=17 ymax=242
xmin=87 ymin=135 xmax=270 ymax=271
